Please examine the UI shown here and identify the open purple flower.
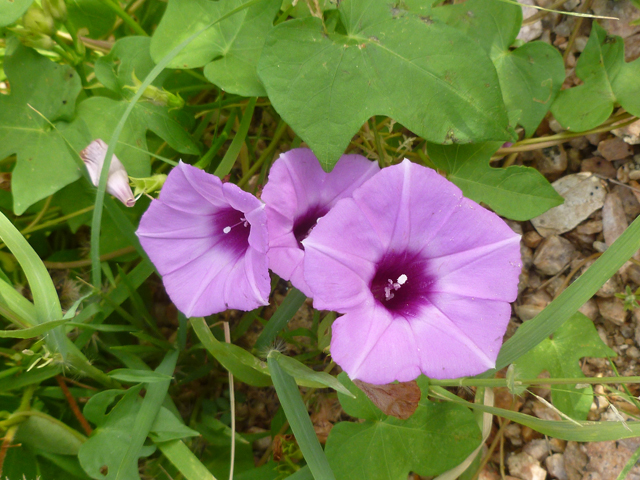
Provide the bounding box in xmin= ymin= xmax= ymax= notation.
xmin=262 ymin=148 xmax=379 ymax=296
xmin=137 ymin=162 xmax=270 ymax=317
xmin=302 ymin=160 xmax=521 ymax=384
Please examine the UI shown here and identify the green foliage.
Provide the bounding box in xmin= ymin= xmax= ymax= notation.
xmin=258 ymin=0 xmax=510 ymax=170
xmin=0 ymin=0 xmax=34 ymax=27
xmin=433 ymin=0 xmax=565 ymax=136
xmin=326 ymin=374 xmax=482 ymax=479
xmin=427 ymin=141 xmax=563 ymax=220
xmin=151 ymin=0 xmax=281 ymax=96
xmin=0 ymin=42 xmax=84 ymax=214
xmin=514 ymin=313 xmax=615 ymax=420
xmin=551 ymin=22 xmax=640 ymax=131
xmin=1 ymin=2 xmax=640 ymax=479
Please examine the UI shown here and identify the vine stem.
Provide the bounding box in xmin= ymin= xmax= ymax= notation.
xmin=224 ymin=322 xmax=236 ymax=480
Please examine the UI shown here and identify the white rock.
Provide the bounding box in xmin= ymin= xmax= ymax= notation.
xmin=546 ymin=454 xmax=568 ymax=480
xmin=531 ymin=173 xmax=607 ymax=237
xmin=507 ymin=452 xmax=547 ymax=480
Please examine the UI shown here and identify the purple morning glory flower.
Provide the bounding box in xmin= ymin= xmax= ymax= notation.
xmin=302 ymin=160 xmax=521 ymax=384
xmin=262 ymin=148 xmax=379 ymax=296
xmin=136 ymin=162 xmax=270 ymax=317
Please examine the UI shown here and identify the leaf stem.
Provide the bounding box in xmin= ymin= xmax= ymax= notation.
xmin=102 ymin=0 xmax=148 ymax=36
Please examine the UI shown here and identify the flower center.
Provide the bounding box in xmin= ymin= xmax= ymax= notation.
xmin=292 ymin=205 xmax=329 ymax=249
xmin=370 ymin=252 xmax=432 ymax=316
xmin=215 ymin=208 xmax=251 ymax=256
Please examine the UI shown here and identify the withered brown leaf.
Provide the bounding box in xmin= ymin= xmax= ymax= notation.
xmin=353 ymin=379 xmax=421 ymax=420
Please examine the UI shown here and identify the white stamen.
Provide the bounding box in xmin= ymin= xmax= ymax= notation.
xmin=222 ymin=216 xmax=248 ymax=234
xmin=397 ymin=274 xmax=407 ymax=285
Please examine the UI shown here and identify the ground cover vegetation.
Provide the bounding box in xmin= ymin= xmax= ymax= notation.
xmin=0 ymin=0 xmax=640 ymax=479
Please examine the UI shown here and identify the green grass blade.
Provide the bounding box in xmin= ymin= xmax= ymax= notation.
xmin=267 ymin=352 xmax=336 ymax=480
xmin=0 ymin=210 xmax=66 ymax=355
xmin=432 ymin=387 xmax=640 ymax=442
xmin=497 ymin=214 xmax=640 ymax=369
xmin=157 ymin=440 xmax=217 ymax=480
xmin=115 ymin=349 xmax=179 ymax=480
xmin=90 ymin=0 xmax=266 ymax=288
xmin=0 ymin=278 xmax=37 ymax=327
xmin=213 ymin=96 xmax=257 ymax=178
xmin=616 ymin=443 xmax=640 ymax=480
xmin=255 ymin=288 xmax=306 ymax=351
xmin=0 ymin=318 xmax=68 ymax=338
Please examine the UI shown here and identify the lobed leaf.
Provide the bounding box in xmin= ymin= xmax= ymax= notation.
xmin=514 ymin=312 xmax=615 ymax=420
xmin=427 ymin=142 xmax=563 ymax=220
xmin=257 ymin=0 xmax=510 ymax=169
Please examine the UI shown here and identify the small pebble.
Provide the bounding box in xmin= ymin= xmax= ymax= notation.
xmin=507 ymin=452 xmax=547 ymax=480
xmin=523 ymin=439 xmax=551 ymax=462
xmin=596 ymin=297 xmax=628 ymax=326
xmin=523 ymin=231 xmax=543 ymax=249
xmin=546 ymin=453 xmax=568 ymax=480
xmin=602 ymin=193 xmax=629 ymax=246
xmin=533 ymin=235 xmax=577 ymax=275
xmin=598 ymin=137 xmax=633 ymax=161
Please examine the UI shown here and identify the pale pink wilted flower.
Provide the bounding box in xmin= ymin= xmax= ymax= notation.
xmin=262 ymin=148 xmax=379 ymax=296
xmin=81 ymin=139 xmax=136 ymax=207
xmin=136 ymin=162 xmax=270 ymax=317
xmin=302 ymin=159 xmax=521 ymax=384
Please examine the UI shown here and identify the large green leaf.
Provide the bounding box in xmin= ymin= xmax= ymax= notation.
xmin=66 ymin=0 xmax=117 ymax=38
xmin=257 ymin=0 xmax=510 ymax=170
xmin=0 ymin=43 xmax=84 ymax=214
xmin=326 ymin=374 xmax=481 ymax=479
xmin=514 ymin=313 xmax=615 ymax=421
xmin=551 ymin=22 xmax=640 ymax=131
xmin=0 ymin=0 xmax=34 ymax=27
xmin=150 ymin=0 xmax=281 ymax=96
xmin=427 ymin=142 xmax=563 ymax=220
xmin=433 ymin=0 xmax=564 ymax=136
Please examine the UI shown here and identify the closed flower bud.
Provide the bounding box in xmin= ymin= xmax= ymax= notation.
xmin=42 ymin=0 xmax=67 ymax=22
xmin=124 ymin=72 xmax=185 ymax=110
xmin=23 ymin=6 xmax=55 ymax=37
xmin=19 ymin=31 xmax=55 ymax=50
xmin=81 ymin=139 xmax=136 ymax=208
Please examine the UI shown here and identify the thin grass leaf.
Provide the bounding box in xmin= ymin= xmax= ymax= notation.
xmin=616 ymin=443 xmax=640 ymax=480
xmin=269 ymin=351 xmax=354 ymax=397
xmin=0 ymin=277 xmax=37 ymax=327
xmin=213 ymin=96 xmax=257 ymax=178
xmin=157 ymin=440 xmax=217 ymax=480
xmin=497 ymin=214 xmax=640 ymax=369
xmin=0 ymin=318 xmax=68 ymax=338
xmin=107 ymin=368 xmax=173 ymax=384
xmin=114 ymin=349 xmax=179 ymax=480
xmin=0 ymin=210 xmax=66 ymax=355
xmin=267 ymin=352 xmax=336 ymax=480
xmin=431 ymin=387 xmax=640 ymax=442
xmin=255 ymin=287 xmax=306 ymax=351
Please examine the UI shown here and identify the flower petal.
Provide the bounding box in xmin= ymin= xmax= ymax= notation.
xmin=408 ymin=293 xmax=511 ymax=379
xmin=330 ymin=305 xmax=422 ymax=384
xmin=303 ymin=197 xmax=384 ymax=311
xmin=263 ymin=148 xmax=378 ymax=295
xmin=350 ymin=159 xmax=463 ymax=252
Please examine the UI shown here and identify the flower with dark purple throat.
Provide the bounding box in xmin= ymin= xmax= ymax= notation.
xmin=136 ymin=162 xmax=270 ymax=317
xmin=302 ymin=159 xmax=521 ymax=384
xmin=262 ymin=148 xmax=379 ymax=296
xmin=81 ymin=139 xmax=136 ymax=207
